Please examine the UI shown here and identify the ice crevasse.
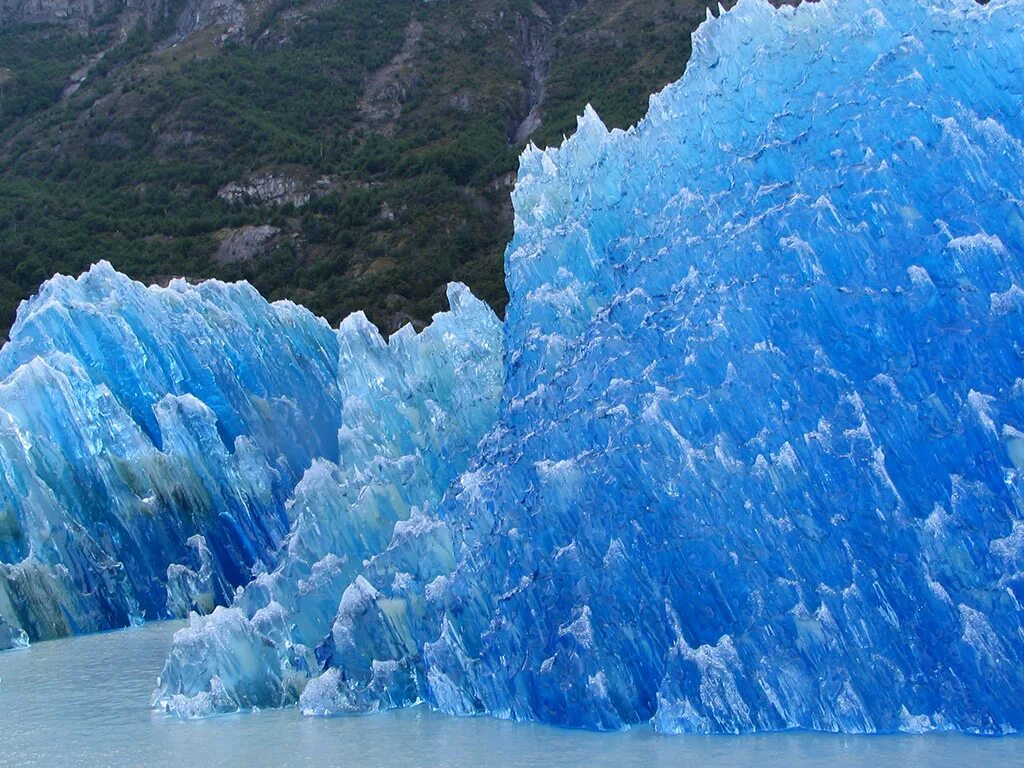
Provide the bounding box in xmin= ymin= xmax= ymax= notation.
xmin=7 ymin=0 xmax=1024 ymax=736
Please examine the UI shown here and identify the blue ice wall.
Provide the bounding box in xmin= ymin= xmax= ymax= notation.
xmin=153 ymin=285 xmax=503 ymax=716
xmin=0 ymin=264 xmax=342 ymax=640
xmin=0 ymin=266 xmax=502 ymax=646
xmin=298 ymin=0 xmax=1024 ymax=734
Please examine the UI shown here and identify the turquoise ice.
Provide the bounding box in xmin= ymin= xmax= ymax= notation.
xmin=153 ymin=284 xmax=503 ymax=716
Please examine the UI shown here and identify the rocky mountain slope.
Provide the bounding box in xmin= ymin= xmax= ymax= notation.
xmin=0 ymin=0 xmax=737 ymax=336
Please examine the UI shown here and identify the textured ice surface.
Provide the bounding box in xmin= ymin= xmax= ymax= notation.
xmin=153 ymin=283 xmax=503 ymax=716
xmin=0 ymin=264 xmax=340 ymax=640
xmin=0 ymin=264 xmax=502 ymax=648
xmin=5 ymin=0 xmax=1024 ymax=736
xmin=297 ymin=0 xmax=1024 ymax=734
xmin=0 ymin=614 xmax=27 ymax=652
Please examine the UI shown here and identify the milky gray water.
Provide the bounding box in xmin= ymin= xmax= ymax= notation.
xmin=0 ymin=622 xmax=1022 ymax=768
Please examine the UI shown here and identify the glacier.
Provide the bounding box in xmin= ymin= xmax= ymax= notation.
xmin=4 ymin=0 xmax=1024 ymax=738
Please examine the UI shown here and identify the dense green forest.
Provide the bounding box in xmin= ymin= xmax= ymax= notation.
xmin=0 ymin=0 xmax=724 ymax=336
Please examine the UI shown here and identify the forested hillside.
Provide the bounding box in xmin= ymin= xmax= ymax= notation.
xmin=0 ymin=0 xmax=733 ymax=335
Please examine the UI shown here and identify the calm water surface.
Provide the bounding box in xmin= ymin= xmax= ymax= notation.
xmin=0 ymin=621 xmax=1022 ymax=768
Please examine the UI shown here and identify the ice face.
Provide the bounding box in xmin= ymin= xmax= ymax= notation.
xmin=0 ymin=264 xmax=343 ymax=640
xmin=0 ymin=614 xmax=27 ymax=652
xmin=298 ymin=0 xmax=1024 ymax=735
xmin=6 ymin=0 xmax=1024 ymax=737
xmin=153 ymin=283 xmax=504 ymax=717
xmin=0 ymin=264 xmax=502 ymax=649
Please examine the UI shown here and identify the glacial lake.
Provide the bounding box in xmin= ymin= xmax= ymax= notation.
xmin=0 ymin=621 xmax=1022 ymax=768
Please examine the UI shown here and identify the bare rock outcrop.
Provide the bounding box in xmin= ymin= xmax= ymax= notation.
xmin=214 ymin=224 xmax=280 ymax=264
xmin=217 ymin=171 xmax=329 ymax=207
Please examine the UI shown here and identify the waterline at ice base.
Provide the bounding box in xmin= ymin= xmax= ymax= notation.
xmin=4 ymin=0 xmax=1024 ymax=736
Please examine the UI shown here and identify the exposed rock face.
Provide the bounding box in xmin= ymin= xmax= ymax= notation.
xmin=0 ymin=0 xmax=119 ymax=29
xmin=218 ymin=173 xmax=325 ymax=207
xmin=511 ymin=3 xmax=559 ymax=143
xmin=357 ymin=18 xmax=423 ymax=133
xmin=0 ymin=0 xmax=249 ymax=43
xmin=214 ymin=225 xmax=281 ymax=264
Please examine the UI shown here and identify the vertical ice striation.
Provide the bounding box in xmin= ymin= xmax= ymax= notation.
xmin=0 ymin=264 xmax=503 ymax=652
xmin=153 ymin=283 xmax=504 ymax=717
xmin=0 ymin=263 xmax=343 ymax=640
xmin=298 ymin=0 xmax=1024 ymax=734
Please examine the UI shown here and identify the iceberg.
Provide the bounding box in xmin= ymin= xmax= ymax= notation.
xmin=154 ymin=284 xmax=503 ymax=716
xmin=4 ymin=0 xmax=1024 ymax=737
xmin=296 ymin=0 xmax=1024 ymax=734
xmin=0 ymin=265 xmax=340 ymax=640
xmin=0 ymin=614 xmax=27 ymax=652
xmin=0 ymin=265 xmax=502 ymax=647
